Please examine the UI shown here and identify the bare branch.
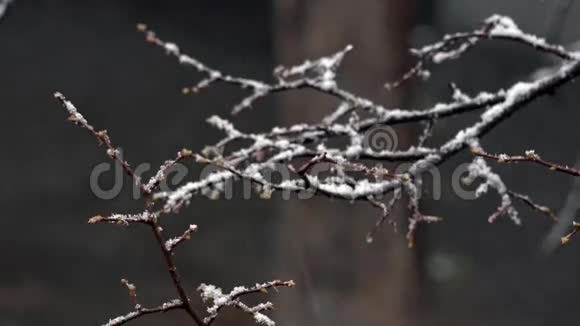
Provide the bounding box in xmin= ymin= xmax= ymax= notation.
xmin=473 ymin=149 xmax=580 ymax=177
xmin=148 ymin=220 xmax=204 ymax=325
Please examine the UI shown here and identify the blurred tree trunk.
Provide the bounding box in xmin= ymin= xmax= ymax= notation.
xmin=272 ymin=1 xmax=420 ymax=325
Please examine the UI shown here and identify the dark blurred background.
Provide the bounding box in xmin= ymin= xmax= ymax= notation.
xmin=1 ymin=1 xmax=580 ymax=325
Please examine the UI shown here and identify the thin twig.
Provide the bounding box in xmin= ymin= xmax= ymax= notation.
xmin=473 ymin=149 xmax=580 ymax=177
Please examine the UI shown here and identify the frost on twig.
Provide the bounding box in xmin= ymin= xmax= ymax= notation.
xmin=474 ymin=149 xmax=580 ymax=177
xmin=102 ymin=298 xmax=183 ymax=326
xmin=165 ymin=224 xmax=197 ymax=251
xmin=144 ymin=148 xmax=194 ymax=193
xmin=54 ymin=92 xmax=148 ymax=194
xmin=88 ymin=212 xmax=154 ymax=225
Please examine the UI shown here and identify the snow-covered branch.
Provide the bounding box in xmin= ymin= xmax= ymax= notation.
xmin=387 ymin=14 xmax=578 ymax=89
xmin=55 ymin=14 xmax=580 ymax=326
xmin=137 ymin=15 xmax=580 ymax=247
xmin=88 ymin=212 xmax=153 ymax=225
xmin=199 ymin=280 xmax=295 ymax=325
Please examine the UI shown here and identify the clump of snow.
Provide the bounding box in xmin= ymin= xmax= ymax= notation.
xmin=54 ymin=92 xmax=88 ymax=125
xmin=432 ymin=42 xmax=472 ymax=64
xmin=254 ymin=312 xmax=275 ymax=326
xmin=486 ymin=14 xmax=522 ymax=36
xmin=481 ymin=82 xmax=533 ymax=122
xmin=164 ymin=42 xmax=180 ymax=55
xmin=207 ymin=115 xmax=241 ymax=137
xmin=464 ymin=156 xmax=521 ymax=225
xmin=525 ymin=149 xmax=538 ymax=158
